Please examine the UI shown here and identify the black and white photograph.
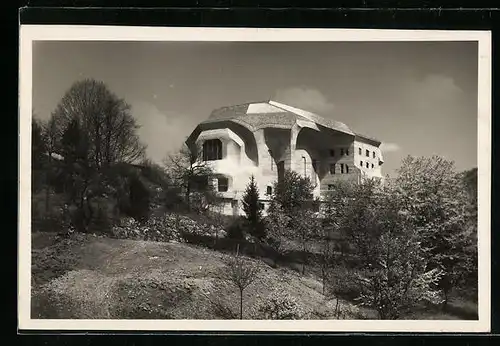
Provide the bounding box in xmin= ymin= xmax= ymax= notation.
xmin=18 ymin=26 xmax=491 ymax=332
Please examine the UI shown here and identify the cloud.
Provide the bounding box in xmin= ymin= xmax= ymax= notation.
xmin=273 ymin=87 xmax=335 ymax=114
xmin=380 ymin=142 xmax=401 ymax=153
xmin=402 ymin=74 xmax=464 ymax=109
xmin=132 ymin=101 xmax=198 ymax=164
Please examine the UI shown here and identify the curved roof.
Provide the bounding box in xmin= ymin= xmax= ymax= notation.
xmin=187 ymin=100 xmax=380 ymax=145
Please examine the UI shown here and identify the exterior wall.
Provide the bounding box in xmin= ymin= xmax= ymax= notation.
xmin=192 ymin=122 xmax=383 ymax=216
xmin=353 ymin=139 xmax=384 ymax=180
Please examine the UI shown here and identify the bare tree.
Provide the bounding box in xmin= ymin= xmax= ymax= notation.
xmin=51 ymin=78 xmax=146 ymax=169
xmin=164 ymin=142 xmax=214 ymax=212
xmin=221 ymin=247 xmax=260 ymax=319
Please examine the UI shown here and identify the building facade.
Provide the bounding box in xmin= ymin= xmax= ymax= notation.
xmin=186 ymin=100 xmax=384 ymax=216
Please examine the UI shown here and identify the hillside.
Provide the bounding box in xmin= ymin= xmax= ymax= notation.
xmin=31 ymin=232 xmax=368 ymax=320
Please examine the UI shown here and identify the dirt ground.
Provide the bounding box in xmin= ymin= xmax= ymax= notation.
xmin=30 ymin=232 xmax=477 ymax=320
xmin=31 ymin=232 xmax=366 ymax=319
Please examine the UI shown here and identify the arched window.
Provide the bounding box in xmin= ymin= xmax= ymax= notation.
xmin=203 ymin=139 xmax=223 ymax=161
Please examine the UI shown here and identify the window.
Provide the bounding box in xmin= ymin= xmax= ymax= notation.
xmin=372 ymin=151 xmax=375 ymax=158
xmin=371 ymin=163 xmax=374 ymax=169
xmin=360 ymin=160 xmax=363 ymax=167
xmin=359 ymin=147 xmax=362 ymax=155
xmin=217 ymin=177 xmax=229 ymax=192
xmin=328 ymin=184 xmax=335 ymax=190
xmin=329 ymin=149 xmax=335 ymax=157
xmin=345 ymin=149 xmax=349 ymax=156
xmin=345 ymin=164 xmax=349 ymax=174
xmin=365 ymin=149 xmax=369 ymax=157
xmin=203 ymin=139 xmax=222 ymax=161
xmin=340 ymin=148 xmax=344 ymax=156
xmin=329 ymin=164 xmax=336 ymax=174
xmin=366 ymin=162 xmax=369 ymax=168
xmin=340 ymin=163 xmax=344 ymax=174
xmin=266 ymin=186 xmax=272 ymax=195
xmin=258 ymin=203 xmax=265 ymax=210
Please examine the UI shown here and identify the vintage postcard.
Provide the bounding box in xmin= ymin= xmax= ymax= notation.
xmin=18 ymin=26 xmax=491 ymax=332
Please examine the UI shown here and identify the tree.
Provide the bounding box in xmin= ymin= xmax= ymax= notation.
xmin=32 ymin=115 xmax=47 ymax=192
xmin=291 ymin=208 xmax=322 ymax=275
xmin=164 ymin=142 xmax=215 ymax=212
xmin=51 ymin=78 xmax=146 ymax=169
xmin=221 ymin=249 xmax=260 ymax=319
xmin=336 ymin=181 xmax=443 ymax=319
xmin=271 ymin=170 xmax=315 ymax=217
xmin=128 ymin=175 xmax=151 ymax=223
xmin=393 ymin=155 xmax=475 ymax=306
xmin=265 ymin=199 xmax=291 ymax=266
xmin=242 ymin=175 xmax=265 ymax=240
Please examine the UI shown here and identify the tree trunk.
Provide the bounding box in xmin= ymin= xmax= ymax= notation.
xmin=239 ymin=289 xmax=243 ymax=320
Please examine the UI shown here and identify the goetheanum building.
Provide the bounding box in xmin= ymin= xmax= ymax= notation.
xmin=186 ymin=100 xmax=384 ymax=216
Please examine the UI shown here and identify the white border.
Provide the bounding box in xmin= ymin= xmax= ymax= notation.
xmin=18 ymin=25 xmax=492 ymax=332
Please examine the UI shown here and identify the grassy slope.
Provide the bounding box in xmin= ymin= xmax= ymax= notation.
xmin=31 ymin=232 xmax=478 ymax=320
xmin=31 ymin=232 xmax=366 ymax=320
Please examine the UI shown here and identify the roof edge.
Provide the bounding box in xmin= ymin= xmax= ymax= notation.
xmin=355 ymin=133 xmax=382 ymax=146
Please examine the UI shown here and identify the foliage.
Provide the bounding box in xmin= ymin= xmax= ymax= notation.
xmin=393 ymin=155 xmax=477 ymax=304
xmin=255 ymin=288 xmax=305 ymax=320
xmin=226 ymin=217 xmax=247 ymax=240
xmin=127 ymin=175 xmax=151 ymax=223
xmin=242 ymin=175 xmax=265 ymax=240
xmin=290 ymin=208 xmax=322 ymax=274
xmin=264 ymin=200 xmax=291 ymax=265
xmin=271 ymin=170 xmax=315 ymax=216
xmin=221 ymin=251 xmax=260 ymax=319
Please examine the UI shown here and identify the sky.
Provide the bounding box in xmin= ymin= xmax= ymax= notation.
xmin=32 ymin=40 xmax=478 ymax=176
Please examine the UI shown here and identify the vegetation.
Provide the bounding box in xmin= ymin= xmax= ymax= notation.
xmin=242 ymin=175 xmax=266 ymax=240
xmin=31 ymin=79 xmax=478 ymax=320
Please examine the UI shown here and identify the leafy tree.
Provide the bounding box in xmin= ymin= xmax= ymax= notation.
xmin=337 ymin=180 xmax=444 ymax=319
xmin=242 ymin=175 xmax=265 ymax=240
xmin=265 ymin=199 xmax=291 ymax=266
xmin=271 ymin=170 xmax=315 ymax=217
xmin=291 ymin=208 xmax=322 ymax=275
xmin=32 ymin=115 xmax=47 ymax=192
xmin=393 ymin=155 xmax=475 ymax=306
xmin=128 ymin=174 xmax=151 ymax=223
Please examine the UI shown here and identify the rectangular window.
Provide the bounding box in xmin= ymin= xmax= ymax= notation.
xmin=340 ymin=163 xmax=344 ymax=174
xmin=365 ymin=149 xmax=369 ymax=157
xmin=217 ymin=177 xmax=229 ymax=192
xmin=345 ymin=149 xmax=349 ymax=156
xmin=359 ymin=147 xmax=362 ymax=155
xmin=258 ymin=203 xmax=265 ymax=210
xmin=329 ymin=164 xmax=336 ymax=174
xmin=366 ymin=162 xmax=369 ymax=168
xmin=203 ymin=139 xmax=223 ymax=161
xmin=329 ymin=149 xmax=335 ymax=157
xmin=371 ymin=163 xmax=374 ymax=169
xmin=360 ymin=160 xmax=363 ymax=167
xmin=266 ymin=186 xmax=272 ymax=195
xmin=372 ymin=151 xmax=376 ymax=158
xmin=345 ymin=165 xmax=349 ymax=174
xmin=340 ymin=148 xmax=344 ymax=156
xmin=328 ymin=184 xmax=335 ymax=190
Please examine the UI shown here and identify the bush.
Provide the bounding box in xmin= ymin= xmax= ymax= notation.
xmin=226 ymin=217 xmax=247 ymax=240
xmin=255 ymin=289 xmax=305 ymax=320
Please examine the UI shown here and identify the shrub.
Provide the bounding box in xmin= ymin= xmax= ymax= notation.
xmin=255 ymin=289 xmax=305 ymax=320
xmin=226 ymin=217 xmax=247 ymax=240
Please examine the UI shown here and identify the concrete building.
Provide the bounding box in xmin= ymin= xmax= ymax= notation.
xmin=186 ymin=100 xmax=384 ymax=216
